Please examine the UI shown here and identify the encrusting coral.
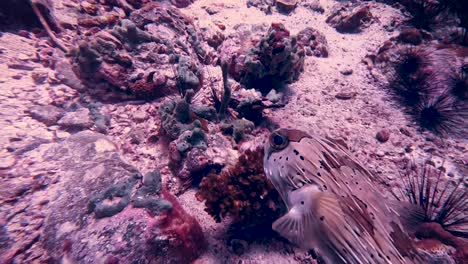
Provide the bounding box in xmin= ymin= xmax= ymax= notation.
xmin=88 ymin=171 xmax=173 ymax=218
xmin=70 ymin=2 xmax=207 ymax=99
xmin=196 ymin=146 xmax=284 ymax=226
xmin=219 ymin=23 xmax=305 ymax=94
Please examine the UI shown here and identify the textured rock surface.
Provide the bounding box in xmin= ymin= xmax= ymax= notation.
xmin=57 ymin=107 xmax=93 ymax=130
xmin=296 ymin=27 xmax=328 ymax=57
xmin=27 ymin=105 xmax=65 ymax=126
xmin=1 ymin=131 xmax=205 ymax=263
xmin=70 ymin=2 xmax=207 ymax=99
xmin=0 ymin=127 xmax=204 ymax=263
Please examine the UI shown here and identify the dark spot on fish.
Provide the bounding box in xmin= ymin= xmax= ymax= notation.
xmin=355 ymin=181 xmax=359 ymax=185
xmin=286 ymin=157 xmax=289 ymax=161
xmin=323 ymin=185 xmax=327 ymax=190
xmin=294 ymin=149 xmax=299 ymax=155
xmin=364 ymin=203 xmax=368 ymax=208
xmin=352 ymin=168 xmax=356 ymax=173
xmin=274 ymin=158 xmax=276 ymax=162
xmin=387 ymin=255 xmax=391 ymax=260
xmin=300 ymin=156 xmax=304 ymax=160
xmin=345 ymin=181 xmax=349 ymax=184
xmin=370 ymin=254 xmax=374 ymax=258
xmin=354 ymin=229 xmax=361 ymax=237
xmin=301 ymin=168 xmax=305 ymax=172
xmin=279 ymin=156 xmax=282 ymax=160
xmin=281 ymin=166 xmax=284 ymax=169
xmin=359 ymin=188 xmax=362 ymax=191
xmin=317 ymin=172 xmax=321 ymax=177
xmin=378 ymin=253 xmax=383 ymax=259
xmin=301 ymin=201 xmax=304 ymax=205
xmin=320 ymin=216 xmax=324 ymax=221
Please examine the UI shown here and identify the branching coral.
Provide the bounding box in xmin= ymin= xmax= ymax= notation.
xmin=196 ymin=146 xmax=284 ymax=226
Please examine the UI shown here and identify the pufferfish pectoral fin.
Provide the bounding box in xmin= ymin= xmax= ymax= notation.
xmin=272 ymin=205 xmax=314 ymax=246
xmin=272 ymin=189 xmax=342 ymax=249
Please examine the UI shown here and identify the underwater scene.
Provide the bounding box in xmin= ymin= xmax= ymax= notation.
xmin=0 ymin=0 xmax=466 ymax=263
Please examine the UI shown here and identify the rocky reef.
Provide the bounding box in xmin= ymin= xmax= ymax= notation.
xmin=0 ymin=131 xmax=206 ymax=263
xmin=70 ymin=2 xmax=208 ymax=99
xmin=1 ymin=0 xmax=467 ymax=263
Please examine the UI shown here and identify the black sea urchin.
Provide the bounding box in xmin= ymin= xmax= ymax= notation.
xmin=415 ymin=92 xmax=467 ymax=136
xmin=405 ymin=0 xmax=447 ymax=30
xmin=399 ymin=160 xmax=467 ymax=238
xmin=389 ymin=46 xmax=433 ymax=106
xmin=447 ymin=69 xmax=468 ymax=101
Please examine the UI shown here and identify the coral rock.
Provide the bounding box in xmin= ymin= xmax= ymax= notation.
xmin=70 ymin=3 xmax=206 ymax=99
xmin=326 ymin=3 xmax=374 ymax=33
xmin=27 ymin=105 xmax=65 ymax=126
xmin=197 ymin=146 xmax=284 ymax=226
xmin=276 ymin=0 xmax=298 ymax=13
xmin=219 ymin=23 xmax=305 ymax=94
xmin=1 ymin=131 xmax=205 ymax=263
xmin=296 ymin=27 xmax=329 ymax=57
xmin=57 ymin=107 xmax=94 ymax=130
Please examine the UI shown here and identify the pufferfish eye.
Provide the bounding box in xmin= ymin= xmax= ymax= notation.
xmin=270 ymin=132 xmax=289 ymax=150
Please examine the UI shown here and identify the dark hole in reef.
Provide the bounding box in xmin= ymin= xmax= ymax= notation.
xmin=189 ymin=163 xmax=224 ymax=188
xmin=147 ymin=72 xmax=155 ymax=83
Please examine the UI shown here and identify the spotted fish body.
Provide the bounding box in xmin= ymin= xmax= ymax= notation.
xmin=263 ymin=128 xmax=423 ymax=264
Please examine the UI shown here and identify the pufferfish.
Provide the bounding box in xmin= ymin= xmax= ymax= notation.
xmin=264 ymin=128 xmax=425 ymax=264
